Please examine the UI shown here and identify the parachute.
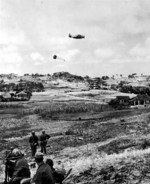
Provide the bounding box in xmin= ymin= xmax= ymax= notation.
xmin=53 ymin=55 xmax=66 ymax=62
xmin=69 ymin=33 xmax=85 ymax=39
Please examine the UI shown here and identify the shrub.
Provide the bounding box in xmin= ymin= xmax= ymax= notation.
xmin=34 ymin=102 xmax=112 ymax=119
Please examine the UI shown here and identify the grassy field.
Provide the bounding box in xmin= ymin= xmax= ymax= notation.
xmin=1 ymin=89 xmax=150 ymax=183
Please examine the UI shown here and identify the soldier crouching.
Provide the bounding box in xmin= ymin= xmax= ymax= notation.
xmin=8 ymin=149 xmax=30 ymax=184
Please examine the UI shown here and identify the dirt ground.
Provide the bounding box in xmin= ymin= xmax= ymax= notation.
xmin=1 ymin=89 xmax=150 ymax=183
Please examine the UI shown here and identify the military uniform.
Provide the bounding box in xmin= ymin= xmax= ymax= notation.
xmin=39 ymin=132 xmax=50 ymax=154
xmin=11 ymin=153 xmax=30 ymax=184
xmin=32 ymin=162 xmax=55 ymax=184
xmin=29 ymin=133 xmax=39 ymax=157
xmin=46 ymin=159 xmax=65 ymax=184
xmin=32 ymin=152 xmax=55 ymax=184
xmin=6 ymin=148 xmax=16 ymax=178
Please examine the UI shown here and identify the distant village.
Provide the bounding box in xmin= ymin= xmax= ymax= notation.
xmin=0 ymin=72 xmax=150 ymax=105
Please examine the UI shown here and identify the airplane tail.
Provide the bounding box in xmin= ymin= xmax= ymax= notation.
xmin=69 ymin=33 xmax=72 ymax=38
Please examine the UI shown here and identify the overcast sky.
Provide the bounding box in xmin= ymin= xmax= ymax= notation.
xmin=0 ymin=0 xmax=150 ymax=77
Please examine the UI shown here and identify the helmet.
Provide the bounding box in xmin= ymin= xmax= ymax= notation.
xmin=12 ymin=148 xmax=23 ymax=157
xmin=10 ymin=147 xmax=14 ymax=151
xmin=35 ymin=152 xmax=44 ymax=159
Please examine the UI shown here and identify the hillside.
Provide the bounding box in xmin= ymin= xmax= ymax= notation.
xmin=1 ymin=72 xmax=150 ymax=92
xmin=1 ymin=73 xmax=150 ymax=183
xmin=0 ymin=88 xmax=150 ymax=183
xmin=1 ymin=102 xmax=150 ymax=183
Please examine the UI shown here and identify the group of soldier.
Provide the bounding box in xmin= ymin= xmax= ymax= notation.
xmin=29 ymin=130 xmax=50 ymax=157
xmin=4 ymin=130 xmax=67 ymax=184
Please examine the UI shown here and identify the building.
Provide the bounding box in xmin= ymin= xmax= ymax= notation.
xmin=87 ymin=78 xmax=103 ymax=89
xmin=130 ymin=94 xmax=150 ymax=106
xmin=109 ymin=93 xmax=150 ymax=108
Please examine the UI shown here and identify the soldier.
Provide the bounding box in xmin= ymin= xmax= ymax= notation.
xmin=39 ymin=130 xmax=50 ymax=154
xmin=10 ymin=149 xmax=30 ymax=184
xmin=46 ymin=159 xmax=65 ymax=184
xmin=5 ymin=147 xmax=16 ymax=180
xmin=7 ymin=147 xmax=15 ymax=158
xmin=29 ymin=131 xmax=39 ymax=157
xmin=32 ymin=152 xmax=55 ymax=184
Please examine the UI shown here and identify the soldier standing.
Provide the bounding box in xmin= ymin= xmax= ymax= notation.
xmin=5 ymin=147 xmax=15 ymax=180
xmin=29 ymin=131 xmax=39 ymax=157
xmin=39 ymin=130 xmax=50 ymax=154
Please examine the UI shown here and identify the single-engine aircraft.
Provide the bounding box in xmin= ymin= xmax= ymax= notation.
xmin=53 ymin=55 xmax=66 ymax=62
xmin=69 ymin=33 xmax=85 ymax=39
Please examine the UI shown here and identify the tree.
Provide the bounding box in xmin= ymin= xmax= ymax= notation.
xmin=102 ymin=76 xmax=109 ymax=80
